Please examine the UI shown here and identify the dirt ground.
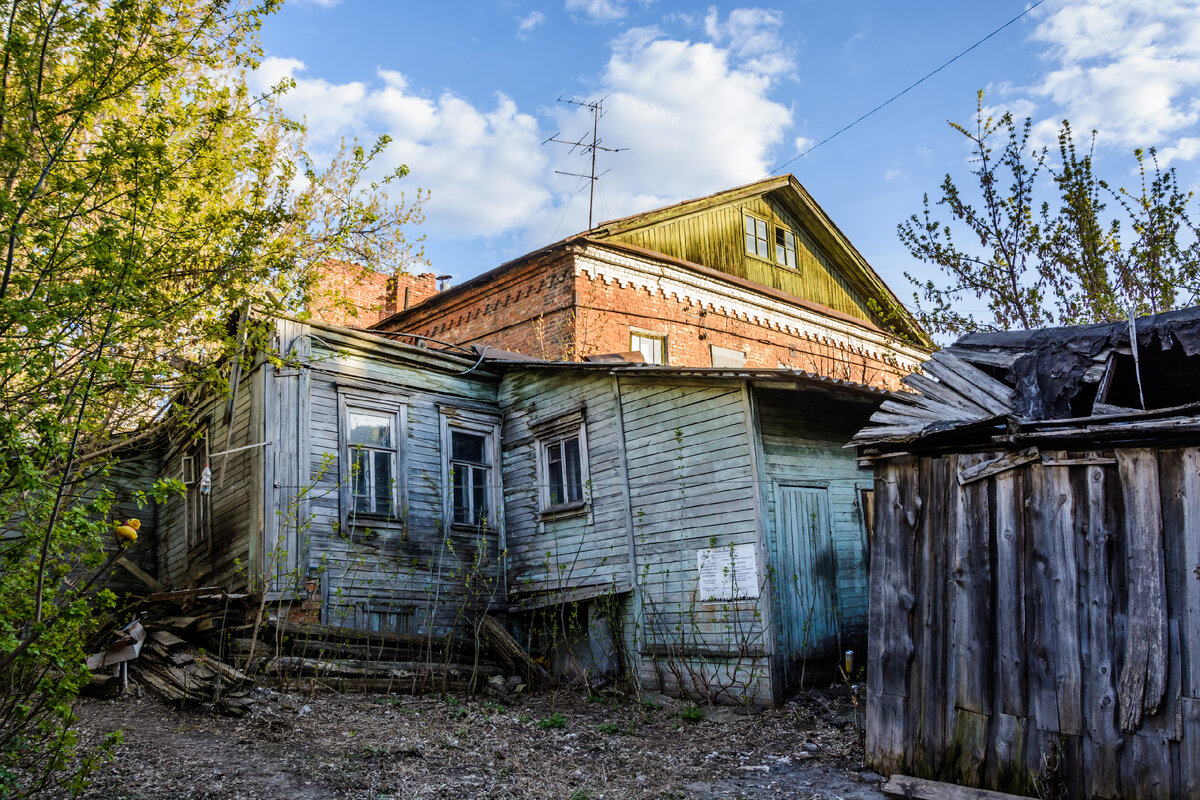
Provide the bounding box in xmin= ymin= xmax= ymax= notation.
xmin=61 ymin=684 xmax=886 ymax=800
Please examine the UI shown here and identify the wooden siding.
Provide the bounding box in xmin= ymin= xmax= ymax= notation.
xmin=618 ymin=376 xmax=773 ymax=705
xmin=755 ymin=387 xmax=875 ymax=670
xmin=867 ymin=447 xmax=1200 ymax=798
xmin=498 ymin=370 xmax=633 ymax=601
xmin=158 ymin=360 xmax=261 ymax=591
xmin=602 ymin=195 xmax=886 ymax=329
xmin=301 ymin=326 xmax=503 ymax=635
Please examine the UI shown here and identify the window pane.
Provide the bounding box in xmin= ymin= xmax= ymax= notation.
xmin=349 ymin=412 xmax=391 ymax=447
xmin=547 ymin=441 xmax=565 ymax=505
xmin=374 ymin=450 xmax=393 ymax=516
xmin=452 ymin=463 xmax=469 ymax=523
xmin=472 ymin=466 xmax=488 ymax=523
xmin=756 ymin=218 xmax=767 ymax=240
xmin=745 ymin=233 xmax=757 ymax=254
xmin=563 ymin=436 xmax=582 ymax=502
xmin=352 ymin=449 xmax=371 ymax=513
xmin=451 ymin=431 xmax=486 ymax=464
xmin=744 ymin=214 xmax=755 ymax=235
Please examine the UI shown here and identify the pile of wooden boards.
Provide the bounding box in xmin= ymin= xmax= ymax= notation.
xmin=89 ymin=591 xmax=553 ymax=702
xmin=230 ymin=615 xmax=547 ymax=694
xmin=87 ymin=588 xmax=256 ymax=713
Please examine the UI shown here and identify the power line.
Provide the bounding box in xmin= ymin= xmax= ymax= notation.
xmin=769 ymin=0 xmax=1050 ymax=175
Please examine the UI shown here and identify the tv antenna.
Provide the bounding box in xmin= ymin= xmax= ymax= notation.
xmin=543 ymin=97 xmax=626 ymax=229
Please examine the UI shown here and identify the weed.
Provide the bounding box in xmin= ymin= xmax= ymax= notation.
xmin=481 ymin=700 xmax=506 ymax=715
xmin=595 ymin=722 xmax=621 ymax=734
xmin=677 ymin=704 xmax=703 ymax=723
xmin=537 ymin=713 xmax=567 ymax=730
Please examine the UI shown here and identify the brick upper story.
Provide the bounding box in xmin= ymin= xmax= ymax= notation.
xmin=370 ymin=240 xmax=928 ymax=391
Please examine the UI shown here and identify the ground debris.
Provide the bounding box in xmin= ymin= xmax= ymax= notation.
xmin=61 ymin=685 xmax=885 ymax=799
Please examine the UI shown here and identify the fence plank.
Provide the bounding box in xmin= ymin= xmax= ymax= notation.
xmin=1084 ymin=463 xmax=1121 ymax=799
xmin=1116 ymin=449 xmax=1169 ymax=732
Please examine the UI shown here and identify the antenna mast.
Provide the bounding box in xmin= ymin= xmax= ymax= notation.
xmin=543 ymin=97 xmax=626 ymax=229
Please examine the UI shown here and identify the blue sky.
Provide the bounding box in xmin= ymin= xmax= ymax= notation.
xmin=257 ymin=1 xmax=1200 ymax=318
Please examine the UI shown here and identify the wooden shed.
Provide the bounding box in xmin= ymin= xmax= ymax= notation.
xmin=855 ymin=308 xmax=1200 ymax=798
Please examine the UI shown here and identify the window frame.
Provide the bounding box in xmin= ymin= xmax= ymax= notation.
xmin=439 ymin=408 xmax=501 ymax=533
xmin=338 ymin=391 xmax=407 ymax=529
xmin=630 ymin=329 xmax=667 ymax=365
xmin=775 ymin=226 xmax=797 ymax=269
xmin=532 ymin=409 xmax=590 ymax=517
xmin=743 ymin=212 xmax=771 ymax=260
xmin=182 ymin=430 xmax=211 ymax=552
xmin=709 ymin=344 xmax=747 ymax=368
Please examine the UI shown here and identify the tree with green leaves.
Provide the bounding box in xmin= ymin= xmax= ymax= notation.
xmin=0 ymin=1 xmax=423 ymax=792
xmin=900 ymin=93 xmax=1200 ymax=337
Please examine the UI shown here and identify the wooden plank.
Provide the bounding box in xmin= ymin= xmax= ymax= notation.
xmin=1180 ymin=697 xmax=1200 ymax=798
xmin=881 ymin=774 xmax=1036 ymax=800
xmin=923 ymin=351 xmax=1013 ymax=414
xmin=114 ymin=554 xmax=166 ymax=593
xmin=957 ymin=448 xmax=1039 ymax=486
xmin=992 ymin=470 xmax=1026 ymax=717
xmin=901 ymin=373 xmax=991 ymax=416
xmin=1083 ymin=462 xmax=1121 ymax=800
xmin=1027 ymin=459 xmax=1082 ymax=736
xmin=910 ymin=456 xmax=951 ymax=774
xmin=982 ymin=713 xmax=1026 ymax=791
xmin=1181 ymin=449 xmax=1200 ymax=698
xmin=1116 ymin=448 xmax=1169 ymax=732
xmin=866 ymin=691 xmax=907 ymax=777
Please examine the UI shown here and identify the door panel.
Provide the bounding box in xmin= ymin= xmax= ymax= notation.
xmin=773 ymin=485 xmax=839 ymax=666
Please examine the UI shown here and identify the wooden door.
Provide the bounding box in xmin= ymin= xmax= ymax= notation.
xmin=773 ymin=485 xmax=839 ymax=667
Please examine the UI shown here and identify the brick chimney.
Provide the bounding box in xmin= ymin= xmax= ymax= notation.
xmin=310 ymin=260 xmax=438 ymax=329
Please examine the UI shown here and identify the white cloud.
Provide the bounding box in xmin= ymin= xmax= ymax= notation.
xmin=565 ymin=0 xmax=626 ymax=24
xmin=517 ymin=11 xmax=546 ymax=39
xmin=793 ymin=136 xmax=813 ymax=154
xmin=1028 ymin=0 xmax=1200 ymax=153
xmin=253 ymin=59 xmax=551 ymax=238
xmin=257 ymin=8 xmax=795 ymax=253
xmin=1160 ymin=137 xmax=1200 ymax=165
xmin=703 ymin=7 xmax=795 ymax=78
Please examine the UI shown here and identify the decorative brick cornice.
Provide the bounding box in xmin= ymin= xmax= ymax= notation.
xmin=573 ymin=244 xmax=928 ymax=372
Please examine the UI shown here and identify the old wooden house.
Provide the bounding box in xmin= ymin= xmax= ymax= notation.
xmin=855 ymin=308 xmax=1200 ymax=798
xmin=138 ymin=313 xmax=885 ymax=705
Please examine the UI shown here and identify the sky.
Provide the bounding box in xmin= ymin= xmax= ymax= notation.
xmin=255 ymin=0 xmax=1200 ymax=317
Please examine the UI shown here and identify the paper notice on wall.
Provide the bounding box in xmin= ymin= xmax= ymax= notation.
xmin=696 ymin=543 xmax=759 ymax=602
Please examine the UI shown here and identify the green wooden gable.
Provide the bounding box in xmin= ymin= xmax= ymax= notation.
xmin=587 ymin=175 xmax=930 ymax=347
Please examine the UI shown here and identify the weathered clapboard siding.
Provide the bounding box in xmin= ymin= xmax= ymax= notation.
xmin=603 ymin=195 xmax=886 ymax=329
xmin=867 ymin=446 xmax=1200 ymax=799
xmin=754 ymin=387 xmax=875 ymax=665
xmin=498 ymin=369 xmax=633 ymax=601
xmin=618 ymin=376 xmax=774 ymax=705
xmin=158 ymin=357 xmax=262 ymax=591
xmin=301 ymin=326 xmax=503 ymax=635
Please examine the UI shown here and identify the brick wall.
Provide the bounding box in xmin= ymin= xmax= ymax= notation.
xmin=310 ymin=260 xmax=438 ymax=329
xmin=377 ymin=255 xmax=579 ymax=357
xmin=377 ymin=248 xmax=921 ymax=390
xmin=571 ymin=269 xmax=912 ymax=390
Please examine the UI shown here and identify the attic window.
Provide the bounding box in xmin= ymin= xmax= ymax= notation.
xmin=743 ymin=213 xmax=770 ymax=259
xmin=631 ymin=330 xmax=667 ymax=365
xmin=775 ymin=228 xmax=797 ymax=269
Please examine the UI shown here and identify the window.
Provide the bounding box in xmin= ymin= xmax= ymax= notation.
xmin=450 ymin=430 xmax=490 ymax=526
xmin=775 ymin=227 xmax=797 ymax=269
xmin=182 ymin=433 xmax=211 ymax=549
xmin=744 ymin=213 xmax=769 ymax=259
xmin=441 ymin=410 xmax=500 ymax=530
xmin=710 ymin=344 xmax=746 ymax=368
xmin=339 ymin=393 xmax=406 ymax=523
xmin=534 ymin=408 xmax=590 ymax=513
xmin=631 ymin=331 xmax=667 ymax=365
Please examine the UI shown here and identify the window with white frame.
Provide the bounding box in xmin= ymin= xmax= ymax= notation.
xmin=775 ymin=227 xmax=797 ymax=269
xmin=631 ymin=330 xmax=667 ymax=365
xmin=340 ymin=393 xmax=405 ymax=522
xmin=441 ymin=410 xmax=500 ymax=530
xmin=533 ymin=408 xmax=589 ymax=513
xmin=744 ymin=212 xmax=770 ymax=259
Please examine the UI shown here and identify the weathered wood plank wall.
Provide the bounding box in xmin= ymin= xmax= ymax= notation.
xmin=603 ymin=196 xmax=884 ymax=327
xmin=867 ymin=447 xmax=1199 ymax=798
xmin=617 ymin=376 xmax=774 ymax=705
